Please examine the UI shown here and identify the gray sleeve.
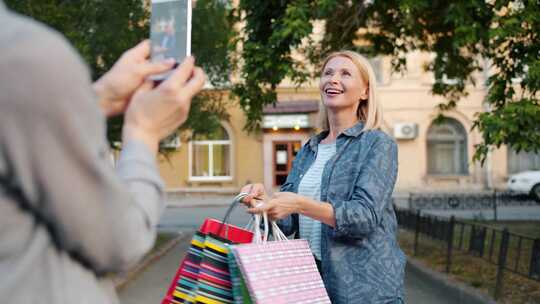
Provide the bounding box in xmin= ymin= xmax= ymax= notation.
xmin=116 ymin=140 xmax=166 ymax=235
xmin=0 ymin=18 xmax=165 ymax=274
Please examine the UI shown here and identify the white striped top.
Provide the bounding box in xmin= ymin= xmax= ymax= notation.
xmin=298 ymin=143 xmax=336 ymax=261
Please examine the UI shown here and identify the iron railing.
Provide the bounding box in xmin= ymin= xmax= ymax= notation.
xmin=396 ymin=208 xmax=540 ymax=300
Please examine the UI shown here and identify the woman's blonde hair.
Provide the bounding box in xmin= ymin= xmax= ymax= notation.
xmin=318 ymin=50 xmax=383 ymax=131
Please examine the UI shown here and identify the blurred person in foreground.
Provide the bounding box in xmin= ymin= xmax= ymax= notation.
xmin=0 ymin=2 xmax=205 ymax=303
xmin=241 ymin=51 xmax=406 ymax=304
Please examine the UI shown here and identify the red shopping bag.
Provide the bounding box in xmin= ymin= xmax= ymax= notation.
xmin=161 ymin=195 xmax=253 ymax=304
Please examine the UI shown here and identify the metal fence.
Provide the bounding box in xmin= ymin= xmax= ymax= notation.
xmin=396 ymin=208 xmax=540 ymax=300
xmin=407 ymin=190 xmax=537 ymax=211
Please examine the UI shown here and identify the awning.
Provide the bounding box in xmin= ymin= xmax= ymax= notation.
xmin=262 ymin=100 xmax=319 ymax=114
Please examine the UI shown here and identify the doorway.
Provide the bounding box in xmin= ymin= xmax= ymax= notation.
xmin=273 ymin=141 xmax=301 ymax=186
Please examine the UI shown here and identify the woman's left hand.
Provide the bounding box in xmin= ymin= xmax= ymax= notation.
xmin=247 ymin=192 xmax=305 ymax=220
xmin=94 ymin=40 xmax=176 ymax=117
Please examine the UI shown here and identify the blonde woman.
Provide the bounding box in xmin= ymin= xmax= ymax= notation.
xmin=242 ymin=51 xmax=406 ymax=303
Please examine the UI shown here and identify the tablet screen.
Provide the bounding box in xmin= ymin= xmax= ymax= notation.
xmin=150 ymin=0 xmax=191 ymax=80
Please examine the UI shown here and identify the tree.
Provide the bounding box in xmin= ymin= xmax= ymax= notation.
xmin=6 ymin=0 xmax=149 ymax=80
xmin=231 ymin=0 xmax=320 ymax=132
xmin=5 ymin=0 xmax=234 ymax=147
xmin=233 ymin=0 xmax=540 ymax=162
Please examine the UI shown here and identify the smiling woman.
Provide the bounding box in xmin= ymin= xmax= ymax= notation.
xmin=317 ymin=51 xmax=383 ymax=137
xmin=241 ymin=51 xmax=406 ymax=304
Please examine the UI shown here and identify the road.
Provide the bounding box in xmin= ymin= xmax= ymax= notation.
xmin=158 ymin=205 xmax=252 ymax=232
xmin=118 ymin=205 xmax=459 ymax=304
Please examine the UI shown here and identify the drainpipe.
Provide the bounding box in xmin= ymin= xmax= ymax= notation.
xmin=482 ymin=59 xmax=494 ymax=190
xmin=485 ymin=141 xmax=493 ymax=190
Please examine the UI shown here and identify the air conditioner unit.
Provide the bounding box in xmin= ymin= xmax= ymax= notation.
xmin=393 ymin=123 xmax=418 ymax=140
xmin=160 ymin=134 xmax=181 ymax=149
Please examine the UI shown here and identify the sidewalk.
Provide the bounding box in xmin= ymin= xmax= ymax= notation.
xmin=117 ymin=229 xmax=195 ymax=304
xmin=164 ymin=191 xmax=413 ymax=208
xmin=117 ymin=230 xmax=483 ymax=304
xmin=165 ymin=191 xmax=540 ymax=221
xmin=165 ymin=193 xmax=234 ymax=208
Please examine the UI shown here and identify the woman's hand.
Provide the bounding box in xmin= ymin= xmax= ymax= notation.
xmin=239 ymin=183 xmax=267 ymax=207
xmin=93 ymin=40 xmax=176 ymax=117
xmin=247 ymin=192 xmax=304 ymax=220
xmin=122 ymin=56 xmax=205 ymax=154
xmin=248 ymin=192 xmax=336 ymax=227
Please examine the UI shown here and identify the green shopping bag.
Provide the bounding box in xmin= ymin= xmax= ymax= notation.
xmin=228 ymin=250 xmax=252 ymax=304
xmin=228 ymin=210 xmax=269 ymax=304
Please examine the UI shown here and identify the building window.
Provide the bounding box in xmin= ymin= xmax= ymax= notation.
xmin=427 ymin=118 xmax=468 ymax=175
xmin=508 ymin=149 xmax=540 ymax=174
xmin=368 ymin=57 xmax=384 ymax=84
xmin=189 ymin=124 xmax=232 ymax=181
xmin=160 ymin=133 xmax=181 ymax=149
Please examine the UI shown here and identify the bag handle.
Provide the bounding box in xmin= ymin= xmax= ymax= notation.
xmin=251 ymin=204 xmax=288 ymax=244
xmin=271 ymin=221 xmax=288 ymax=241
xmin=217 ymin=192 xmax=255 ymax=239
xmin=252 ymin=203 xmax=269 ymax=243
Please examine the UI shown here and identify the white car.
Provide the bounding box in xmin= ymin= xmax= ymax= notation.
xmin=507 ymin=170 xmax=540 ymax=202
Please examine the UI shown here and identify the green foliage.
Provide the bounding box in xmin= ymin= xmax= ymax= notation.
xmin=355 ymin=0 xmax=540 ymax=163
xmin=193 ymin=0 xmax=235 ymax=88
xmin=6 ymin=0 xmax=233 ymax=148
xmin=232 ymin=0 xmax=317 ymax=132
xmin=233 ymin=0 xmax=540 ymax=162
xmin=175 ymin=0 xmax=234 ymax=143
xmin=5 ymin=0 xmax=149 ymax=80
xmin=473 ymin=99 xmax=540 ymax=163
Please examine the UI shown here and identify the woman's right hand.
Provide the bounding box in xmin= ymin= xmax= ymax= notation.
xmin=122 ymin=56 xmax=205 ymax=154
xmin=240 ymin=183 xmax=267 ymax=207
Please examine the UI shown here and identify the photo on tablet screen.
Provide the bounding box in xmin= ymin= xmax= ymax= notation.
xmin=150 ymin=0 xmax=191 ymax=80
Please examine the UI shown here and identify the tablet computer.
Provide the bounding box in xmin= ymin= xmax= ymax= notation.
xmin=150 ymin=0 xmax=191 ymax=80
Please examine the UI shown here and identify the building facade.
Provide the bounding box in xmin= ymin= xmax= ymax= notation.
xmin=157 ymin=51 xmax=539 ymax=194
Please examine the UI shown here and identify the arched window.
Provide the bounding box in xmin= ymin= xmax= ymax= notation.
xmin=427 ymin=118 xmax=468 ymax=175
xmin=189 ymin=124 xmax=232 ymax=181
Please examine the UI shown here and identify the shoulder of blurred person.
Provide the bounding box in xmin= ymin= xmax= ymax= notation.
xmin=0 ymin=3 xmax=99 ymax=118
xmin=0 ymin=4 xmax=118 ymax=303
xmin=0 ymin=3 xmax=107 ymax=150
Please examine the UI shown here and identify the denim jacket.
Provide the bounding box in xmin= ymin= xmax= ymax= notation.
xmin=278 ymin=122 xmax=406 ymax=304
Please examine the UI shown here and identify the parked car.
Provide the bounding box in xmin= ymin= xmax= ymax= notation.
xmin=507 ymin=170 xmax=540 ymax=202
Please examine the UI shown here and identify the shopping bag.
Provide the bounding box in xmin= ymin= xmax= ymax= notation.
xmin=228 ymin=209 xmax=268 ymax=304
xmin=231 ymin=220 xmax=331 ymax=304
xmin=161 ymin=193 xmax=254 ymax=304
xmin=192 ymin=234 xmax=235 ymax=304
xmin=228 ymin=250 xmax=253 ymax=304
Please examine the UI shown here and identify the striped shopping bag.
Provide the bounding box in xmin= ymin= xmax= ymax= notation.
xmin=192 ymin=234 xmax=235 ymax=303
xmin=231 ymin=221 xmax=331 ymax=304
xmin=161 ymin=194 xmax=254 ymax=304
